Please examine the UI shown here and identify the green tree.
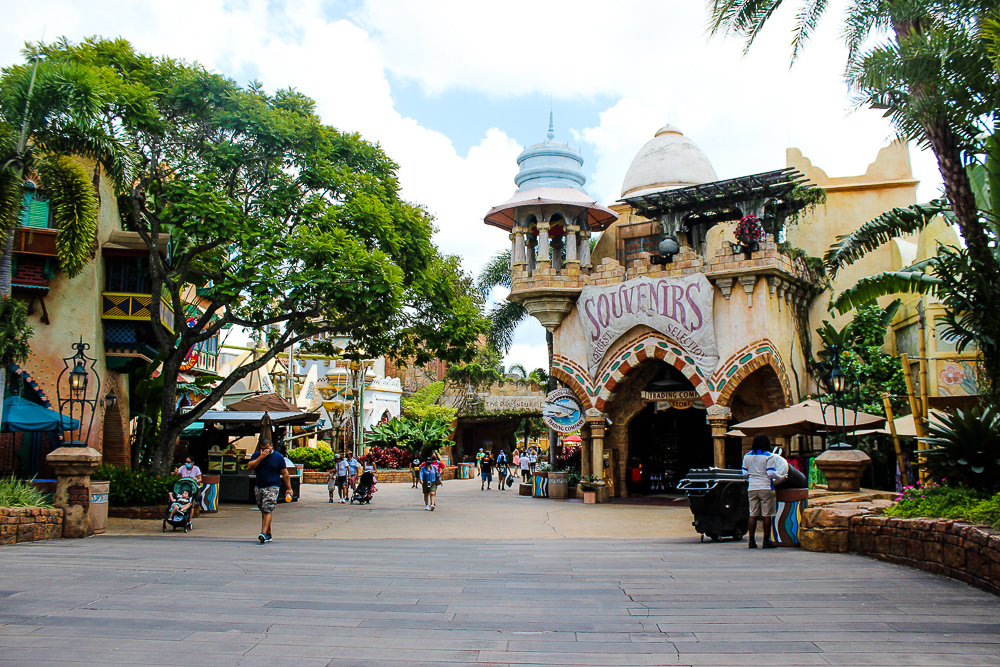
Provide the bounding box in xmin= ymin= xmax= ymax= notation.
xmin=30 ymin=38 xmax=486 ymax=473
xmin=0 ymin=47 xmax=132 ymax=432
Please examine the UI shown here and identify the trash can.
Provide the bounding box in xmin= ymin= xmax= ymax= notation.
xmin=200 ymin=474 xmax=220 ymax=513
xmin=89 ymin=480 xmax=110 ymax=535
xmin=773 ymin=465 xmax=809 ymax=546
xmin=547 ymin=471 xmax=568 ymax=499
xmin=677 ymin=468 xmax=749 ymax=542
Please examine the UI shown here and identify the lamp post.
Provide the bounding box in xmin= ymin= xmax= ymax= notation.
xmin=346 ymin=358 xmax=375 ymax=454
xmin=56 ymin=337 xmax=101 ymax=447
xmin=814 ymin=347 xmax=871 ymax=491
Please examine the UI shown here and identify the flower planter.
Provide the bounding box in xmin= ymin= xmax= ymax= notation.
xmin=583 ymin=490 xmax=596 ymax=504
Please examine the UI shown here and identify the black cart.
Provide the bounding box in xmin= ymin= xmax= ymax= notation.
xmin=677 ymin=468 xmax=749 ymax=542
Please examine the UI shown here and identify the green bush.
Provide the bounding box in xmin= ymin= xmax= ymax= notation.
xmin=0 ymin=476 xmax=52 ymax=508
xmin=91 ymin=464 xmax=179 ymax=507
xmin=287 ymin=446 xmax=334 ymax=471
xmin=883 ymin=481 xmax=1000 ymax=528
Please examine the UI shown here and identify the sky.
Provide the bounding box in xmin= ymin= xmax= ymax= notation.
xmin=0 ymin=0 xmax=944 ymax=372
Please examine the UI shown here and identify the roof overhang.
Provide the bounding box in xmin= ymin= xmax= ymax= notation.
xmin=484 ymin=186 xmax=618 ymax=232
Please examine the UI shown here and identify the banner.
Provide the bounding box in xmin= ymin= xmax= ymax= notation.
xmin=577 ymin=273 xmax=718 ymax=379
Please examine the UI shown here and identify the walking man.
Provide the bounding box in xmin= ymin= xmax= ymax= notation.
xmin=247 ymin=437 xmax=291 ymax=544
xmin=420 ymin=457 xmax=441 ymax=510
xmin=480 ymin=453 xmax=494 ymax=491
xmin=475 ymin=448 xmax=485 ymax=475
xmin=345 ymin=451 xmax=361 ymax=494
xmin=742 ymin=434 xmax=780 ymax=549
xmin=335 ymin=453 xmax=350 ymax=503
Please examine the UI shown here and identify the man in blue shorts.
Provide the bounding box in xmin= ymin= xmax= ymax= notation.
xmin=247 ymin=436 xmax=291 ymax=544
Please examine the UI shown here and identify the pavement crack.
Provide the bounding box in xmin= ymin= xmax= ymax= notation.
xmin=542 ymin=508 xmax=568 ymax=538
xmin=235 ymin=621 xmax=274 ymax=665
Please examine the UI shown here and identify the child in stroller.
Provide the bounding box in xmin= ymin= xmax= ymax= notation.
xmin=163 ymin=477 xmax=200 ymax=532
xmin=350 ymin=470 xmax=376 ymax=504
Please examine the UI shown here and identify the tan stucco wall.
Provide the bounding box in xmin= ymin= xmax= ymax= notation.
xmin=17 ymin=158 xmax=121 ymax=451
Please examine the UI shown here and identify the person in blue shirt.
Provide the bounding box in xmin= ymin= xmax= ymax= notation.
xmin=419 ymin=457 xmax=442 ymax=511
xmin=247 ymin=437 xmax=291 ymax=544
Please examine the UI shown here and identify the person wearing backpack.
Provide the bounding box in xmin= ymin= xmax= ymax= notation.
xmin=741 ymin=434 xmax=785 ymax=549
xmin=420 ymin=458 xmax=442 ymax=511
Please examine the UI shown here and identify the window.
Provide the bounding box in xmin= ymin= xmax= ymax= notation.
xmin=105 ymin=256 xmax=152 ymax=293
xmin=19 ymin=184 xmax=52 ymax=228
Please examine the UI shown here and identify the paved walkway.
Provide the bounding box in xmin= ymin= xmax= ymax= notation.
xmin=1 ymin=480 xmax=998 ymax=666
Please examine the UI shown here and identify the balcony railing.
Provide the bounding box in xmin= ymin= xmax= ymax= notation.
xmin=12 ymin=227 xmax=57 ymax=258
xmin=101 ymin=292 xmax=175 ymax=334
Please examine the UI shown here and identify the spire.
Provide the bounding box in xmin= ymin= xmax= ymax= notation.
xmin=547 ymin=112 xmax=554 ymax=141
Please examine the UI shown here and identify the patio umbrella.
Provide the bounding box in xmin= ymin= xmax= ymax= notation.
xmin=730 ymin=399 xmax=884 ymax=437
xmin=879 ymin=410 xmax=947 ymax=438
xmin=1 ymin=396 xmax=79 ymax=432
xmin=562 ymin=434 xmax=582 ymax=443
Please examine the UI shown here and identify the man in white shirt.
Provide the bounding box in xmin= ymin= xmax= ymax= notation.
xmin=335 ymin=454 xmax=351 ymax=503
xmin=742 ymin=434 xmax=781 ymax=549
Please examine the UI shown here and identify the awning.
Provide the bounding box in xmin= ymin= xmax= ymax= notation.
xmin=484 ymin=186 xmax=619 ymax=232
xmin=180 ymin=421 xmax=204 ymax=436
xmin=731 ymin=399 xmax=884 ymax=437
xmin=1 ymin=396 xmax=79 ymax=432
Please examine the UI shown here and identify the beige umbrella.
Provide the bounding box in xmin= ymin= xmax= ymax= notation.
xmin=879 ymin=410 xmax=946 ymax=438
xmin=725 ymin=429 xmax=747 ymax=438
xmin=731 ymin=399 xmax=885 ymax=437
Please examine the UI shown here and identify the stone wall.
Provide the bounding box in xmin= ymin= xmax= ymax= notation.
xmin=849 ymin=516 xmax=1000 ymax=596
xmin=108 ymin=505 xmax=169 ymax=520
xmin=0 ymin=507 xmax=64 ymax=545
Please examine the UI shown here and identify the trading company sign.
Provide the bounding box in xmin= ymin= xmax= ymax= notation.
xmin=577 ymin=273 xmax=719 ymax=380
xmin=542 ymin=389 xmax=586 ymax=434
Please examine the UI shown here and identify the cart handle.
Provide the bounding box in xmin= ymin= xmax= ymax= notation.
xmin=676 ymin=480 xmax=720 ymax=496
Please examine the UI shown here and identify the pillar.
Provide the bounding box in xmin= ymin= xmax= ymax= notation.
xmin=565 ymin=224 xmax=579 ymax=265
xmin=46 ymin=447 xmax=102 ymax=538
xmin=536 ymin=222 xmax=551 ymax=270
xmin=706 ymin=405 xmax=732 ymax=469
xmin=578 ymin=229 xmax=591 ymax=271
xmin=526 ymin=235 xmax=537 ymax=273
xmin=586 ymin=409 xmax=609 ymax=503
xmin=550 ymin=237 xmax=563 ymax=272
xmin=512 ymin=226 xmax=527 ymax=266
xmin=580 ymin=424 xmax=593 ymax=479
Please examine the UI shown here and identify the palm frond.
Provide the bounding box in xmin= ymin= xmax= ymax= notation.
xmin=829 ymin=270 xmax=941 ymax=315
xmin=0 ymin=171 xmax=23 ymax=249
xmin=37 ymin=155 xmax=99 ymax=279
xmin=824 ymin=200 xmax=948 ymax=276
xmin=476 ymin=248 xmax=511 ymax=299
xmin=485 ymin=299 xmax=528 ymax=355
xmin=790 ymin=0 xmax=830 ymax=63
xmin=507 ymin=363 xmax=527 ymax=378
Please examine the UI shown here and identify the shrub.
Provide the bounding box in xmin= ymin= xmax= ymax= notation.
xmin=0 ymin=476 xmax=52 ymax=508
xmin=287 ymin=446 xmax=335 ymax=471
xmin=366 ymin=446 xmax=414 ymax=469
xmin=884 ymin=481 xmax=1000 ymax=528
xmin=91 ymin=464 xmax=179 ymax=507
xmin=919 ymin=407 xmax=1000 ymax=490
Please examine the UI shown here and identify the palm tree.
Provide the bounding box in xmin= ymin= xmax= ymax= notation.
xmin=709 ymin=0 xmax=1000 ymax=405
xmin=0 ymin=48 xmax=132 ymax=431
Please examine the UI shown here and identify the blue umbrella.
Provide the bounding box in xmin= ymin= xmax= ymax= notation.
xmin=1 ymin=396 xmax=80 ymax=432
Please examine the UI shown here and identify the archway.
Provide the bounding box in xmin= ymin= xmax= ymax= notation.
xmin=723 ymin=365 xmax=789 ymax=468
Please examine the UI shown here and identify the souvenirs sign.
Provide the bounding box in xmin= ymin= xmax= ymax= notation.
xmin=542 ymin=388 xmax=585 ymax=433
xmin=577 ymin=274 xmax=718 ymax=379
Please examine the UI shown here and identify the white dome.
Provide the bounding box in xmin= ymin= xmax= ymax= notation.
xmin=620 ymin=125 xmax=718 ymax=198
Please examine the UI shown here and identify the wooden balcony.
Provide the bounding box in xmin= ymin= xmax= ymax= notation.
xmin=12 ymin=227 xmax=57 ymax=258
xmin=101 ymin=292 xmax=175 ymax=334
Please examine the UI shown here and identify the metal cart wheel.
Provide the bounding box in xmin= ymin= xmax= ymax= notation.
xmin=708 ymin=533 xmax=721 ymax=542
xmin=162 ymin=522 xmax=167 ymax=533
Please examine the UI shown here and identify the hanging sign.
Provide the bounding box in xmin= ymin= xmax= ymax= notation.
xmin=542 ymin=388 xmax=586 ymax=433
xmin=642 ymin=390 xmax=700 ymax=401
xmin=577 ymin=273 xmax=718 ymax=379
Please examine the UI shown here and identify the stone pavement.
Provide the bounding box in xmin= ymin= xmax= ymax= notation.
xmin=1 ymin=480 xmax=998 ymax=666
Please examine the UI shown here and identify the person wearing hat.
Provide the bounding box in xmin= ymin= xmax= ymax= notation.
xmin=327 ymin=454 xmax=342 ymax=503
xmin=475 ymin=448 xmax=485 ymax=475
xmin=411 ymin=455 xmax=421 ymax=489
xmin=742 ymin=434 xmax=781 ymax=549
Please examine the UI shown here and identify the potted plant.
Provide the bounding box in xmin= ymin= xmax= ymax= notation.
xmin=579 ymin=475 xmax=600 ymax=504
xmin=734 ymin=214 xmax=766 ymax=256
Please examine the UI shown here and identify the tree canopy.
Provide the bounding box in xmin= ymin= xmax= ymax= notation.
xmin=2 ymin=38 xmax=487 ymax=472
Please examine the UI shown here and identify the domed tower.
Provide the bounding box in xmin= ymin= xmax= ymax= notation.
xmin=621 ymin=125 xmax=718 ymax=198
xmin=483 ymin=116 xmax=618 ymax=331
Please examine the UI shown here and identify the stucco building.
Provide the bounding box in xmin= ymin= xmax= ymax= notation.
xmin=485 ymin=122 xmax=922 ymax=500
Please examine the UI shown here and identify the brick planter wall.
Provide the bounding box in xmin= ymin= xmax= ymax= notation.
xmin=849 ymin=516 xmax=1000 ymax=596
xmin=0 ymin=507 xmax=64 ymax=545
xmin=302 ymin=468 xmax=457 ymax=484
xmin=108 ymin=505 xmax=169 ymax=520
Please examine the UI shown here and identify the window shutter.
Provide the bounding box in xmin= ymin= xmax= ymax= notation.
xmin=19 ymin=192 xmax=52 ymax=228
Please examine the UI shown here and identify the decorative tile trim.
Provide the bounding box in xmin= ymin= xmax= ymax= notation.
xmin=712 ymin=339 xmax=793 ymax=407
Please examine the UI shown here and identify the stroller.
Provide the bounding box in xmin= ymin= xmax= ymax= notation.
xmin=350 ymin=471 xmax=376 ymax=504
xmin=163 ymin=477 xmax=199 ymax=533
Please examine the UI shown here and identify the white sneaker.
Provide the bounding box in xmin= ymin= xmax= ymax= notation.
xmin=425 ymin=504 xmax=430 ymax=510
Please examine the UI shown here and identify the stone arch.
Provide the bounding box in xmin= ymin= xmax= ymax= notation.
xmin=714 ymin=340 xmax=792 ymax=409
xmin=550 ymin=355 xmax=595 ymax=408
xmin=592 ymin=331 xmax=714 ymax=412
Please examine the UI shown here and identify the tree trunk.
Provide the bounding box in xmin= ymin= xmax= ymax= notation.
xmin=546 ymin=329 xmax=559 ymax=466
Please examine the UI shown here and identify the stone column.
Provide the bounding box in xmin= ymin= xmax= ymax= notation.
xmin=586 ymin=409 xmax=609 ymax=503
xmin=565 ymin=224 xmax=579 ymax=265
xmin=46 ymin=447 xmax=102 ymax=538
xmin=512 ymin=226 xmax=527 ymax=267
xmin=550 ymin=237 xmax=563 ymax=272
xmin=706 ymin=405 xmax=732 ymax=469
xmin=580 ymin=424 xmax=593 ymax=480
xmin=579 ymin=230 xmax=592 ymax=271
xmin=526 ymin=235 xmax=537 ymax=274
xmin=536 ymin=222 xmax=551 ymax=270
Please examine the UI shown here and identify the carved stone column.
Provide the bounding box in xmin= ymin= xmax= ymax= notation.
xmin=47 ymin=447 xmax=102 ymax=538
xmin=565 ymin=224 xmax=579 ymax=265
xmin=580 ymin=423 xmax=593 ymax=480
xmin=586 ymin=409 xmax=609 ymax=503
xmin=579 ymin=230 xmax=592 ymax=272
xmin=526 ymin=235 xmax=537 ymax=274
xmin=536 ymin=222 xmax=551 ymax=270
xmin=550 ymin=236 xmax=563 ymax=272
xmin=706 ymin=405 xmax=732 ymax=469
xmin=512 ymin=227 xmax=527 ymax=267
